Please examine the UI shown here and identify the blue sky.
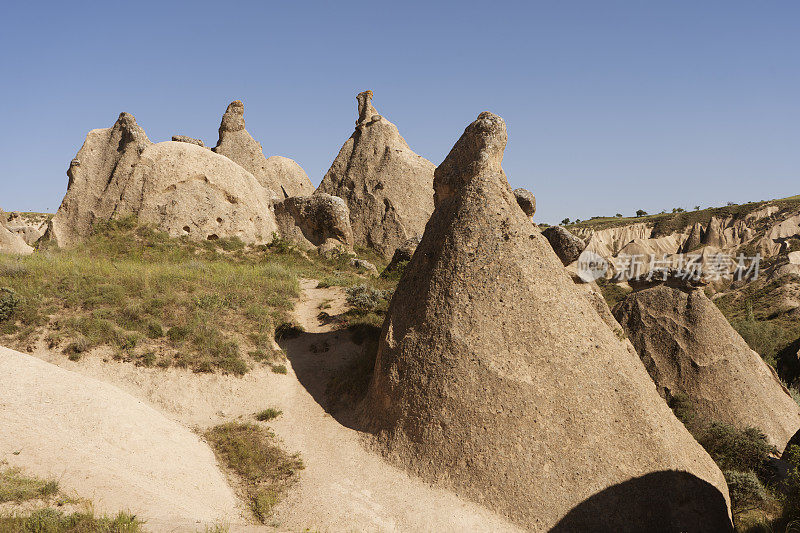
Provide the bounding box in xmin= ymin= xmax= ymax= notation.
xmin=0 ymin=1 xmax=798 ymax=224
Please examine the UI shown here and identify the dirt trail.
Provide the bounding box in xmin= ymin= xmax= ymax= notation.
xmin=269 ymin=279 xmax=522 ymax=532
xmin=7 ymin=279 xmax=520 ymax=532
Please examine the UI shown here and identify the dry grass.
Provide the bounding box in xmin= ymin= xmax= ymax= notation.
xmin=0 ymin=467 xmax=59 ymax=503
xmin=0 ymin=218 xmax=375 ymax=375
xmin=0 ymin=508 xmax=143 ymax=532
xmin=204 ymin=423 xmax=303 ymax=523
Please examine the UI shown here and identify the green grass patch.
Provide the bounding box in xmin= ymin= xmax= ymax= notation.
xmin=0 ymin=508 xmax=143 ymax=532
xmin=0 ymin=218 xmax=375 ymax=375
xmin=255 ymin=408 xmax=282 ymax=422
xmin=0 ymin=467 xmax=59 ymax=503
xmin=205 ymin=423 xmax=303 ymax=523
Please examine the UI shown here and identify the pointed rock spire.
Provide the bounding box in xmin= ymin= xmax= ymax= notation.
xmin=360 ymin=112 xmax=731 ymax=531
xmin=213 ymin=100 xmax=314 ymax=198
xmin=316 ymin=91 xmax=435 ymax=259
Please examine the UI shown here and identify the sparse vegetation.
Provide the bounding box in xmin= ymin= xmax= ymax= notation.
xmin=0 ymin=218 xmax=374 ymax=375
xmin=204 ymin=423 xmax=303 ymax=523
xmin=0 ymin=467 xmax=59 ymax=503
xmin=255 ymin=408 xmax=282 ymax=422
xmin=0 ymin=509 xmax=144 ymax=533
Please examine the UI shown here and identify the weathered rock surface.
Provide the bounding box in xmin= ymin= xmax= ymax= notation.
xmin=47 ymin=112 xmax=278 ymax=246
xmin=316 ymin=91 xmax=435 ymax=260
xmin=213 ymin=101 xmax=313 ymax=199
xmin=0 ymin=209 xmax=33 ymax=255
xmin=383 ymin=235 xmax=421 ymax=275
xmin=513 ymin=187 xmax=536 ymax=217
xmin=47 ymin=113 xmax=152 ymax=247
xmin=274 ymin=193 xmax=353 ymax=251
xmin=172 ymin=135 xmax=205 ymax=147
xmin=614 ymin=280 xmax=800 ymax=451
xmin=361 ymin=111 xmax=731 ymax=531
xmin=541 ymin=226 xmax=586 ymax=265
xmin=117 ymin=142 xmax=278 ymax=243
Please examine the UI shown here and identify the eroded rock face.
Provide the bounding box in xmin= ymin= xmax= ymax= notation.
xmin=614 ymin=280 xmax=800 ymax=451
xmin=542 ymin=226 xmax=586 ymax=266
xmin=316 ymin=91 xmax=435 ymax=260
xmin=0 ymin=208 xmax=33 ymax=255
xmin=361 ymin=111 xmax=731 ymax=531
xmin=513 ymin=187 xmax=536 ymax=217
xmin=274 ymin=193 xmax=353 ymax=251
xmin=47 ymin=113 xmax=153 ymax=247
xmin=47 ymin=113 xmax=278 ymax=246
xmin=172 ymin=135 xmax=204 ymax=147
xmin=383 ymin=235 xmax=421 ymax=275
xmin=213 ymin=101 xmax=313 ymax=199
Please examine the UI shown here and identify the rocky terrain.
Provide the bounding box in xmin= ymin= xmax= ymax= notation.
xmin=5 ymin=96 xmax=800 ymax=532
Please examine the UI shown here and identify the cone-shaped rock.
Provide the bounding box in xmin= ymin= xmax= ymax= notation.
xmin=316 ymin=91 xmax=435 ymax=259
xmin=213 ymin=101 xmax=314 ymax=199
xmin=614 ymin=277 xmax=800 ymax=451
xmin=361 ymin=112 xmax=731 ymax=531
xmin=47 ymin=113 xmax=152 ymax=246
xmin=47 ymin=113 xmax=278 ymax=246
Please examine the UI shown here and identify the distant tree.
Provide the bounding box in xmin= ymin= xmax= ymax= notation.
xmin=675 ymin=207 xmax=685 ymax=213
xmin=561 ymin=218 xmax=570 ymax=225
xmin=636 ymin=209 xmax=647 ymax=217
xmin=574 ymin=219 xmax=582 ymax=224
xmin=694 ymin=206 xmax=701 ymax=211
xmin=615 ymin=213 xmax=623 ymax=218
xmin=727 ymin=201 xmax=737 ymax=206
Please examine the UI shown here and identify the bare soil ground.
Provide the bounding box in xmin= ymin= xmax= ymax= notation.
xmin=1 ymin=279 xmax=520 ymax=532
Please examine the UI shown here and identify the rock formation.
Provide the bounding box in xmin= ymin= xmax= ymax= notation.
xmin=0 ymin=208 xmax=33 ymax=255
xmin=47 ymin=113 xmax=152 ymax=247
xmin=172 ymin=135 xmax=205 ymax=147
xmin=316 ymin=91 xmax=436 ymax=259
xmin=47 ymin=113 xmax=278 ymax=246
xmin=542 ymin=226 xmax=586 ymax=265
xmin=513 ymin=187 xmax=536 ymax=218
xmin=361 ymin=112 xmax=731 ymax=531
xmin=383 ymin=235 xmax=421 ymax=275
xmin=274 ymin=193 xmax=353 ymax=252
xmin=212 ymin=101 xmax=313 ymax=199
xmin=614 ymin=277 xmax=800 ymax=451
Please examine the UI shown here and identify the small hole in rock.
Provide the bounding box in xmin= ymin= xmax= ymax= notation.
xmin=216 ymin=217 xmax=223 ymax=224
xmin=207 ymin=234 xmax=219 ymax=241
xmin=183 ymin=226 xmax=191 ymax=233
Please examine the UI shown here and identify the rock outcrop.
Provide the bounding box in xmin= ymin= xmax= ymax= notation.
xmin=316 ymin=91 xmax=436 ymax=259
xmin=212 ymin=101 xmax=313 ymax=199
xmin=172 ymin=135 xmax=205 ymax=147
xmin=47 ymin=113 xmax=278 ymax=246
xmin=383 ymin=235 xmax=421 ymax=275
xmin=47 ymin=113 xmax=152 ymax=247
xmin=361 ymin=112 xmax=731 ymax=531
xmin=0 ymin=208 xmax=33 ymax=255
xmin=513 ymin=188 xmax=536 ymax=218
xmin=542 ymin=226 xmax=586 ymax=266
xmin=614 ymin=278 xmax=800 ymax=451
xmin=274 ymin=193 xmax=353 ymax=252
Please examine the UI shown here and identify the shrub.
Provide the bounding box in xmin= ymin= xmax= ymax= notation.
xmin=724 ymin=470 xmax=767 ymax=514
xmin=345 ymin=284 xmax=390 ymax=313
xmin=0 ymin=287 xmax=21 ymax=322
xmin=274 ymin=322 xmax=304 ymax=341
xmin=697 ymin=423 xmax=776 ymax=474
xmin=255 ymin=408 xmax=282 ymax=422
xmin=270 ymin=364 xmax=288 ymax=375
xmin=0 ymin=467 xmax=59 ymax=503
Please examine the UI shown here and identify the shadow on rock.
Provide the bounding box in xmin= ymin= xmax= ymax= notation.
xmin=550 ymin=470 xmax=732 ymax=533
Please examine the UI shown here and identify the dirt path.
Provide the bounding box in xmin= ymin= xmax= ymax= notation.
xmin=8 ymin=279 xmax=520 ymax=532
xmin=269 ymin=279 xmax=522 ymax=532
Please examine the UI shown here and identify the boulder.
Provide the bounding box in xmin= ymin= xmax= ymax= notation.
xmin=541 ymin=226 xmax=586 ymax=266
xmin=614 ymin=278 xmax=800 ymax=451
xmin=350 ymin=258 xmax=378 ymax=276
xmin=212 ymin=101 xmax=313 ymax=199
xmin=383 ymin=235 xmax=421 ymax=275
xmin=274 ymin=193 xmax=353 ymax=251
xmin=46 ymin=112 xmax=278 ymax=246
xmin=513 ymin=187 xmax=536 ymax=217
xmin=361 ymin=111 xmax=731 ymax=531
xmin=47 ymin=112 xmax=152 ymax=247
xmin=172 ymin=135 xmax=205 ymax=147
xmin=316 ymin=91 xmax=435 ymax=260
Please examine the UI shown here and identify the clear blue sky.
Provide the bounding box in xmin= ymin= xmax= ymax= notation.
xmin=1 ymin=1 xmax=798 ymax=224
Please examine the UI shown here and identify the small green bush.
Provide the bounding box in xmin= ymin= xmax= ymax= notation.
xmin=724 ymin=470 xmax=767 ymax=514
xmin=697 ymin=422 xmax=776 ymax=474
xmin=255 ymin=408 xmax=282 ymax=422
xmin=270 ymin=364 xmax=288 ymax=375
xmin=0 ymin=287 xmax=21 ymax=322
xmin=345 ymin=284 xmax=391 ymax=313
xmin=274 ymin=322 xmax=305 ymax=341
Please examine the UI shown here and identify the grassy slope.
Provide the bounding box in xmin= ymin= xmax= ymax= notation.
xmin=0 ymin=218 xmax=379 ymax=375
